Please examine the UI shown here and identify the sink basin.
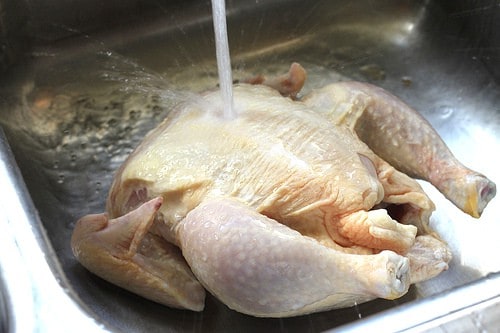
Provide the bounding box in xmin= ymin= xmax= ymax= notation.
xmin=0 ymin=0 xmax=499 ymax=331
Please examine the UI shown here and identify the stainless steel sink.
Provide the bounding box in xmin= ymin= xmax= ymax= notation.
xmin=0 ymin=0 xmax=499 ymax=331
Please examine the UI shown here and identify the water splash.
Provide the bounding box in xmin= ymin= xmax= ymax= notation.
xmin=211 ymin=0 xmax=235 ymax=119
xmin=353 ymin=301 xmax=362 ymax=319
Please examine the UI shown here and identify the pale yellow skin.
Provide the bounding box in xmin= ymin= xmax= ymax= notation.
xmin=110 ymin=85 xmax=431 ymax=252
xmin=72 ymin=78 xmax=494 ymax=317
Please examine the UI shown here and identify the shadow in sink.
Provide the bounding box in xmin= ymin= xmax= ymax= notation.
xmin=0 ymin=0 xmax=499 ymax=331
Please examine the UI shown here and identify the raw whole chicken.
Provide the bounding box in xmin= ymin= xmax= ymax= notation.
xmin=71 ymin=64 xmax=495 ymax=317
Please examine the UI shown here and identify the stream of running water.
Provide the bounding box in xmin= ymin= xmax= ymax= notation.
xmin=211 ymin=0 xmax=235 ymax=119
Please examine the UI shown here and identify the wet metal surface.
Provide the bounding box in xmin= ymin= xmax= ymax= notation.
xmin=0 ymin=0 xmax=499 ymax=331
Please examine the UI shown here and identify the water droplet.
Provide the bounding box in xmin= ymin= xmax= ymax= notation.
xmin=70 ymin=152 xmax=77 ymax=167
xmin=401 ymin=76 xmax=412 ymax=87
xmin=437 ymin=106 xmax=454 ymax=120
xmin=353 ymin=301 xmax=362 ymax=319
xmin=359 ymin=64 xmax=386 ymax=81
xmin=152 ymin=105 xmax=162 ymax=116
xmin=95 ymin=181 xmax=102 ymax=193
xmin=57 ymin=174 xmax=65 ymax=184
xmin=391 ymin=137 xmax=400 ymax=147
xmin=129 ymin=110 xmax=141 ymax=120
xmin=108 ymin=118 xmax=117 ymax=127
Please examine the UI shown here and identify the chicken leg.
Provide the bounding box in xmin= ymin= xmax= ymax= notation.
xmin=177 ymin=198 xmax=412 ymax=317
xmin=303 ymin=81 xmax=496 ymax=217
